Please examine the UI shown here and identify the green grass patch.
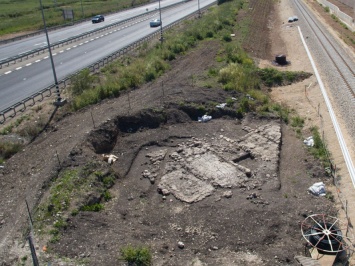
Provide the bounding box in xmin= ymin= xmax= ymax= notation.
xmin=0 ymin=0 xmax=150 ymax=36
xmin=256 ymin=68 xmax=310 ymax=87
xmin=309 ymin=126 xmax=331 ymax=168
xmin=0 ymin=142 xmax=23 ymax=163
xmin=120 ymin=245 xmax=152 ymax=266
xmin=80 ymin=203 xmax=104 ymax=212
xmin=0 ymin=115 xmax=30 ymax=135
xmin=290 ymin=115 xmax=304 ymax=128
xmin=35 ymin=163 xmax=117 ymax=241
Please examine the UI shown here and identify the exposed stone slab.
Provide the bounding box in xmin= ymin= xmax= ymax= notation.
xmin=158 ymin=169 xmax=214 ymax=203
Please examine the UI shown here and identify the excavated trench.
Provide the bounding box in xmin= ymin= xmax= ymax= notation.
xmin=84 ymin=106 xmax=282 ymax=203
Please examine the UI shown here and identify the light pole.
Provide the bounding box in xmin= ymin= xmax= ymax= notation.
xmin=158 ymin=0 xmax=163 ymax=45
xmin=39 ymin=0 xmax=65 ymax=106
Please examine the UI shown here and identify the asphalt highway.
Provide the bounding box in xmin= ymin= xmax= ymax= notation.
xmin=0 ymin=0 xmax=215 ymax=112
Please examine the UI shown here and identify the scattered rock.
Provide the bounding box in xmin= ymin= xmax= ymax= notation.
xmin=223 ymin=191 xmax=233 ymax=198
xmin=178 ymin=241 xmax=185 ymax=249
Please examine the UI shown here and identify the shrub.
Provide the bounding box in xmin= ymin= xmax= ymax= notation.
xmin=70 ymin=69 xmax=94 ymax=96
xmin=222 ymin=34 xmax=232 ymax=42
xmin=81 ymin=203 xmax=104 ymax=212
xmin=103 ymin=190 xmax=112 ymax=201
xmin=0 ymin=142 xmax=23 ymax=162
xmin=291 ymin=115 xmax=304 ymax=128
xmin=309 ymin=126 xmax=330 ymax=167
xmin=120 ymin=245 xmax=152 ymax=266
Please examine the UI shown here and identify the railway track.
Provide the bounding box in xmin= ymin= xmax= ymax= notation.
xmin=294 ymin=0 xmax=355 ymax=95
xmin=292 ymin=0 xmax=355 ymax=185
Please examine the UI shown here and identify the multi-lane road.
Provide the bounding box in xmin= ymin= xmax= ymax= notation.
xmin=0 ymin=0 xmax=215 ymax=112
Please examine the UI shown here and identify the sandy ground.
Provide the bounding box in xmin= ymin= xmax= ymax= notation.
xmin=268 ymin=0 xmax=355 ymax=263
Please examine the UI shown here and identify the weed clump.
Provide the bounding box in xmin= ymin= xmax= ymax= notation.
xmin=120 ymin=245 xmax=152 ymax=266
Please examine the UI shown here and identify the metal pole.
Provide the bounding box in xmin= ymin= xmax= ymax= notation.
xmin=25 ymin=200 xmax=34 ymax=227
xmin=25 ymin=200 xmax=39 ymax=266
xmin=39 ymin=0 xmax=62 ymax=105
xmin=158 ymin=0 xmax=163 ymax=45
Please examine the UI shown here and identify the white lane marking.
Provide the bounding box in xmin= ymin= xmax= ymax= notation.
xmin=66 ymin=48 xmax=71 ymax=50
xmin=35 ymin=60 xmax=41 ymax=63
xmin=73 ymin=45 xmax=77 ymax=48
xmin=96 ymin=37 xmax=99 ymax=39
xmin=109 ymin=31 xmax=112 ymax=34
xmin=16 ymin=67 xmax=22 ymax=70
xmin=26 ymin=63 xmax=32 ymax=66
xmin=100 ymin=35 xmax=104 ymax=37
xmin=44 ymin=56 xmax=49 ymax=59
xmin=23 ymin=78 xmax=26 ymax=80
xmin=34 ymin=42 xmax=46 ymax=46
xmin=59 ymin=50 xmax=64 ymax=53
xmin=85 ymin=41 xmax=89 ymax=43
xmin=79 ymin=43 xmax=83 ymax=45
xmin=90 ymin=39 xmax=94 ymax=41
xmin=105 ymin=33 xmax=108 ymax=35
xmin=5 ymin=71 xmax=12 ymax=74
xmin=53 ymin=53 xmax=57 ymax=55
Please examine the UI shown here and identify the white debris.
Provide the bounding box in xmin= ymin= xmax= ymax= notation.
xmin=216 ymin=103 xmax=227 ymax=109
xmin=102 ymin=154 xmax=118 ymax=164
xmin=198 ymin=115 xmax=212 ymax=122
xmin=308 ymin=182 xmax=326 ymax=196
xmin=303 ymin=136 xmax=314 ymax=147
xmin=246 ymin=94 xmax=254 ymax=101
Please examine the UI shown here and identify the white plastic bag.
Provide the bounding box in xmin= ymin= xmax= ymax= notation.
xmin=308 ymin=182 xmax=326 ymax=196
xmin=198 ymin=115 xmax=212 ymax=122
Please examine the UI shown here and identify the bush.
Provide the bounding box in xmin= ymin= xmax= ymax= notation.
xmin=222 ymin=34 xmax=232 ymax=42
xmin=291 ymin=115 xmax=304 ymax=128
xmin=81 ymin=203 xmax=104 ymax=212
xmin=309 ymin=127 xmax=330 ymax=167
xmin=0 ymin=142 xmax=23 ymax=162
xmin=71 ymin=69 xmax=94 ymax=96
xmin=103 ymin=190 xmax=112 ymax=201
xmin=120 ymin=245 xmax=152 ymax=266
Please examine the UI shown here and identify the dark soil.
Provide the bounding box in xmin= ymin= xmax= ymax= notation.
xmin=0 ymin=0 xmax=339 ymax=265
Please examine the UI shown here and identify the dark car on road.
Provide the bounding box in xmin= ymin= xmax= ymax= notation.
xmin=92 ymin=15 xmax=104 ymax=23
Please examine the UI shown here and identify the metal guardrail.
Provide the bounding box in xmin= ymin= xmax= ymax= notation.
xmin=0 ymin=0 xmax=163 ymax=46
xmin=0 ymin=2 xmax=216 ymax=125
xmin=0 ymin=1 xmax=186 ymax=69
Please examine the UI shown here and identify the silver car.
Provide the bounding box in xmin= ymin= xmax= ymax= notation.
xmin=150 ymin=19 xmax=161 ymax=27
